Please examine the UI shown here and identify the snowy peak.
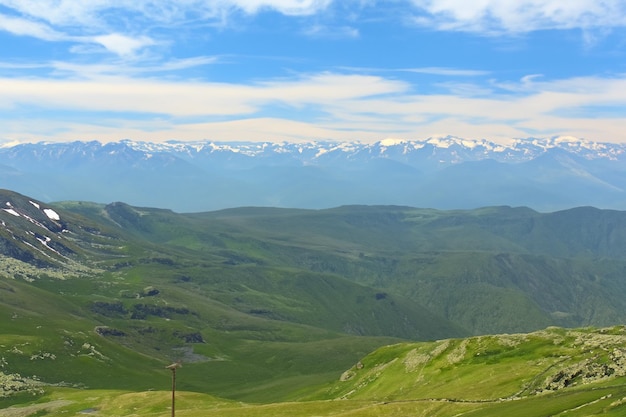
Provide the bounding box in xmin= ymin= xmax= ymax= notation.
xmin=3 ymin=136 xmax=624 ymax=165
xmin=1 ymin=136 xmax=626 ymax=213
xmin=118 ymin=135 xmax=626 ymax=164
xmin=508 ymin=136 xmax=626 ymax=160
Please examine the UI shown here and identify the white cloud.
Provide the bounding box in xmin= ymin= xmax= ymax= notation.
xmin=0 ymin=72 xmax=406 ymax=116
xmin=0 ymin=0 xmax=337 ymax=59
xmin=44 ymin=56 xmax=218 ymax=79
xmin=0 ymin=10 xmax=156 ymax=58
xmin=409 ymin=0 xmax=626 ymax=33
xmin=91 ymin=33 xmax=156 ymax=57
xmin=0 ymin=1 xmax=144 ymax=27
xmin=0 ymin=12 xmax=65 ymax=40
xmin=1 ymin=71 xmax=626 ymax=144
xmin=1 ymin=1 xmax=626 ymax=145
xmin=3 ymin=0 xmax=622 ymax=63
xmin=226 ymin=0 xmax=334 ymax=15
xmin=0 ymin=0 xmax=335 ymax=28
xmin=3 ymin=1 xmax=625 ymax=39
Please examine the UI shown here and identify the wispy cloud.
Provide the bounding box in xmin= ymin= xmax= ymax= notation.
xmin=0 ymin=1 xmax=336 ymax=28
xmin=44 ymin=56 xmax=219 ymax=78
xmin=2 ymin=1 xmax=623 ymax=60
xmin=227 ymin=0 xmax=334 ymax=15
xmin=403 ymin=67 xmax=489 ymax=77
xmin=0 ymin=72 xmax=406 ymax=116
xmin=3 ymin=1 xmax=625 ymax=41
xmin=1 ymin=71 xmax=626 ymax=143
xmin=0 ymin=12 xmax=65 ymax=41
xmin=1 ymin=1 xmax=625 ymax=145
xmin=408 ymin=0 xmax=626 ymax=34
xmin=302 ymin=24 xmax=359 ymax=39
xmin=90 ymin=33 xmax=156 ymax=57
xmin=0 ymin=1 xmax=339 ymax=60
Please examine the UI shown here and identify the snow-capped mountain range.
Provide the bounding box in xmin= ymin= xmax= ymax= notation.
xmin=1 ymin=136 xmax=626 ymax=212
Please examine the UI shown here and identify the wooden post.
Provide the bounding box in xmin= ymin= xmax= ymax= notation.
xmin=171 ymin=367 xmax=176 ymax=417
xmin=166 ymin=362 xmax=182 ymax=417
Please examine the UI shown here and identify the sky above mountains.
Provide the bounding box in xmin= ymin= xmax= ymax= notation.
xmin=1 ymin=1 xmax=626 ymax=145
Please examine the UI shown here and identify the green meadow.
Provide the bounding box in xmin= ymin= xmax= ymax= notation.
xmin=3 ymin=327 xmax=626 ymax=416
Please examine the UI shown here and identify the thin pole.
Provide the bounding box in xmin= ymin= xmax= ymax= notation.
xmin=167 ymin=362 xmax=181 ymax=417
xmin=171 ymin=367 xmax=176 ymax=417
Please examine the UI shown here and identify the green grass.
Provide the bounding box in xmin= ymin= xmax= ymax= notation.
xmin=46 ymin=201 xmax=626 ymax=336
xmin=3 ymin=325 xmax=626 ymax=416
xmin=4 ymin=194 xmax=626 ymax=414
xmin=316 ymin=327 xmax=626 ymax=403
xmin=3 ymin=378 xmax=625 ymax=416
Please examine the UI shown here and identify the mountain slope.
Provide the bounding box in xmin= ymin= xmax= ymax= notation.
xmin=3 ymin=189 xmax=626 ymax=403
xmin=309 ymin=326 xmax=626 ymax=416
xmin=0 ymin=189 xmax=465 ymax=402
xmin=4 ymin=327 xmax=626 ymax=417
xmin=55 ymin=198 xmax=626 ymax=335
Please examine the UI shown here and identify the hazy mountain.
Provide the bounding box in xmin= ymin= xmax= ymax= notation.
xmin=2 ymin=136 xmax=625 ymax=212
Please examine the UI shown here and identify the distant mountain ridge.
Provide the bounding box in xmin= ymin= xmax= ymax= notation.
xmin=2 ymin=136 xmax=626 ymax=212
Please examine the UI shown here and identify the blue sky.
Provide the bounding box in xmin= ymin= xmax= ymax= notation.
xmin=1 ymin=0 xmax=626 ymax=145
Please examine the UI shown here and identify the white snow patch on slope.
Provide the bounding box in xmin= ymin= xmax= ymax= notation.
xmin=3 ymin=208 xmax=20 ymax=217
xmin=43 ymin=209 xmax=60 ymax=221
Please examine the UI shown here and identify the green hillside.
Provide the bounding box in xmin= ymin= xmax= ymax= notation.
xmin=2 ymin=189 xmax=626 ymax=414
xmin=3 ymin=327 xmax=626 ymax=416
xmin=320 ymin=326 xmax=626 ymax=401
xmin=81 ymin=201 xmax=626 ymax=334
xmin=310 ymin=326 xmax=626 ymax=417
xmin=0 ymin=190 xmax=460 ymax=405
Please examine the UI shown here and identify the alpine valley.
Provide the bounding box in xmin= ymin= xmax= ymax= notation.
xmin=2 ymin=136 xmax=626 ymax=213
xmin=1 ymin=185 xmax=626 ymax=416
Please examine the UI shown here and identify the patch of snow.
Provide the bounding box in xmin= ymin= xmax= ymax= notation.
xmin=554 ymin=135 xmax=581 ymax=145
xmin=335 ymin=141 xmax=360 ymax=151
xmin=426 ymin=137 xmax=455 ymax=148
xmin=21 ymin=213 xmax=47 ymax=230
xmin=36 ymin=235 xmax=51 ymax=245
xmin=380 ymin=138 xmax=406 ymax=146
xmin=43 ymin=209 xmax=60 ymax=221
xmin=29 ymin=201 xmax=40 ymax=209
xmin=461 ymin=139 xmax=483 ymax=149
xmin=315 ymin=148 xmax=329 ymax=158
xmin=3 ymin=208 xmax=20 ymax=217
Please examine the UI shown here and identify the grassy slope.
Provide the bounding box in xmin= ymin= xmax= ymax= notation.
xmin=2 ymin=198 xmax=460 ymax=403
xmin=1 ymin=266 xmax=406 ymax=401
xmin=188 ymin=205 xmax=626 ymax=334
xmin=3 ymin=192 xmax=626 ymax=413
xmin=3 ymin=327 xmax=626 ymax=416
xmin=317 ymin=326 xmax=626 ymax=400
